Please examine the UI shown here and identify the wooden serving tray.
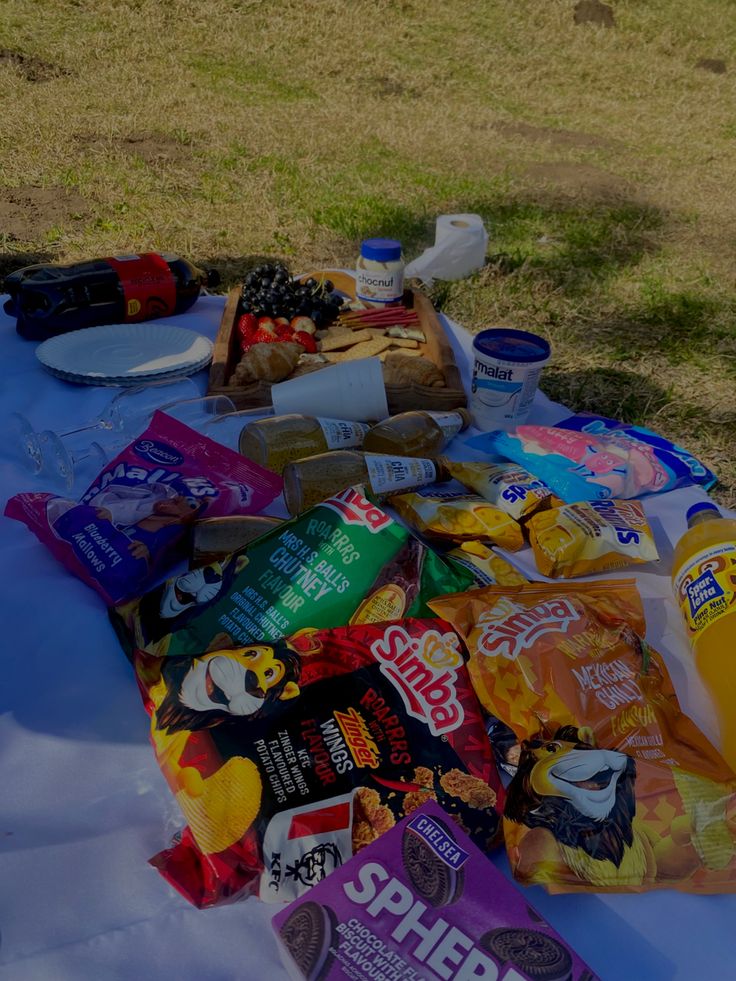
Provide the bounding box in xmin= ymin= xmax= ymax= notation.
xmin=207 ymin=270 xmax=467 ymax=415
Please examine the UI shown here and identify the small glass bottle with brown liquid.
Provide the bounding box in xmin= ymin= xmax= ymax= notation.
xmin=362 ymin=408 xmax=471 ymax=457
xmin=239 ymin=414 xmax=370 ymax=474
xmin=282 ymin=450 xmax=451 ymax=516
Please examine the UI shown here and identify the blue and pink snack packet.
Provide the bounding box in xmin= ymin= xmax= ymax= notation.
xmin=272 ymin=798 xmax=600 ymax=981
xmin=466 ymin=413 xmax=715 ymax=502
xmin=5 ymin=410 xmax=282 ymax=605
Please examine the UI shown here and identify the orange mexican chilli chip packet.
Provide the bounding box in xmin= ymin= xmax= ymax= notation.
xmin=429 ymin=580 xmax=736 ymax=893
xmin=503 ymin=727 xmax=736 ymax=894
xmin=527 ymin=498 xmax=659 ymax=578
xmin=446 ymin=460 xmax=557 ymax=521
xmin=428 ymin=579 xmax=731 ymax=778
xmin=391 ymin=489 xmax=524 ymax=551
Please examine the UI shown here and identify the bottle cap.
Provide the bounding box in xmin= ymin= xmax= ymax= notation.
xmin=686 ymin=501 xmax=720 ymax=525
xmin=456 ymin=407 xmax=472 ymax=430
xmin=361 ymin=239 xmax=402 ymax=262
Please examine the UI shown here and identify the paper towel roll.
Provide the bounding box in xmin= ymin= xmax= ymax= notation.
xmin=405 ymin=214 xmax=488 ymax=284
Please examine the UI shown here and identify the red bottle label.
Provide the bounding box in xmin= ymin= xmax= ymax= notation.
xmin=106 ymin=253 xmax=177 ymax=321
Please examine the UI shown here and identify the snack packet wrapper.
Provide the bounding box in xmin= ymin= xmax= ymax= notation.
xmin=527 ymin=498 xmax=659 ymax=578
xmin=446 ymin=459 xmax=557 ymax=521
xmin=111 ymin=486 xmax=474 ymax=657
xmin=4 ymin=411 xmax=283 ymax=605
xmin=429 ymin=579 xmax=736 ymax=893
xmin=466 ymin=412 xmax=716 ymax=502
xmin=391 ymin=488 xmax=524 ymax=551
xmin=504 ymin=730 xmax=736 ymax=894
xmin=134 ymin=618 xmax=504 ymax=908
xmin=446 ymin=541 xmax=528 ymax=587
xmin=273 ymin=799 xmax=601 ymax=981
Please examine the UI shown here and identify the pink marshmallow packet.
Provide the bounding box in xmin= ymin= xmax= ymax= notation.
xmin=5 ymin=410 xmax=282 ymax=605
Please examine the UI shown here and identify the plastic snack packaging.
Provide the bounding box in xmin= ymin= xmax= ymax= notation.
xmin=446 ymin=459 xmax=557 ymax=521
xmin=4 ymin=411 xmax=282 ymax=606
xmin=466 ymin=412 xmax=716 ymax=502
xmin=527 ymin=498 xmax=659 ymax=578
xmin=446 ymin=541 xmax=528 ymax=588
xmin=273 ymin=799 xmax=601 ymax=981
xmin=390 ymin=488 xmax=524 ymax=551
xmin=133 ymin=618 xmax=505 ymax=907
xmin=111 ymin=486 xmax=474 ymax=658
xmin=429 ymin=580 xmax=736 ymax=893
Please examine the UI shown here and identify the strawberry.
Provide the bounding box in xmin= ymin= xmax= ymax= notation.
xmin=237 ymin=313 xmax=258 ymax=340
xmin=274 ymin=317 xmax=293 ymax=340
xmin=251 ymin=328 xmax=281 ymax=345
xmin=294 ymin=330 xmax=317 ymax=353
xmin=290 ymin=315 xmax=316 ymax=336
xmin=257 ymin=317 xmax=277 ymax=335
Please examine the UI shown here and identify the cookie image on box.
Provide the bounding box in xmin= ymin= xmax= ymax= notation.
xmin=279 ymin=900 xmax=337 ymax=981
xmin=480 ymin=927 xmax=573 ymax=981
xmin=401 ymin=818 xmax=465 ymax=908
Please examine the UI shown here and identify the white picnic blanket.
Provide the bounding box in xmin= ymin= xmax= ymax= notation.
xmin=0 ymin=292 xmax=733 ymax=981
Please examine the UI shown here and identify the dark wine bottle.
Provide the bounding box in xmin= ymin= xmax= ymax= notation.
xmin=3 ymin=253 xmax=220 ymax=340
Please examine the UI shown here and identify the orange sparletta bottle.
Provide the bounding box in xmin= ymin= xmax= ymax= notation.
xmin=671 ymin=501 xmax=736 ymax=769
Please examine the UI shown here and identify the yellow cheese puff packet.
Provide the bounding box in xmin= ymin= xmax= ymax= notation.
xmin=447 ymin=541 xmax=529 ymax=587
xmin=527 ymin=498 xmax=659 ymax=578
xmin=392 ymin=490 xmax=525 ymax=551
xmin=446 ymin=460 xmax=555 ymax=521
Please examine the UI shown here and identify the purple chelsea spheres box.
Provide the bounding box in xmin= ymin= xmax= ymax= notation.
xmin=272 ymin=799 xmax=599 ymax=981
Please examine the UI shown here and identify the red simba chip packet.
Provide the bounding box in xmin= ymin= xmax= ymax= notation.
xmin=134 ymin=619 xmax=504 ymax=907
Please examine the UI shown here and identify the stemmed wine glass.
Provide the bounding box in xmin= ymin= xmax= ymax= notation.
xmin=200 ymin=406 xmax=274 ymax=450
xmin=4 ymin=381 xmax=235 ymax=492
xmin=8 ymin=377 xmax=200 ymax=476
xmin=158 ymin=394 xmax=237 ymax=432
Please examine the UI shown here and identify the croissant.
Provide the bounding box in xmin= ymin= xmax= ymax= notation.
xmin=230 ymin=342 xmax=302 ymax=385
xmin=382 ymin=353 xmax=445 ymax=388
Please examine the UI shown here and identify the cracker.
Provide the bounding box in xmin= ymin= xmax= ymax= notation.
xmin=386 ymin=337 xmax=418 ymax=349
xmin=364 ymin=329 xmax=418 ymax=349
xmin=324 ymin=337 xmax=394 ymax=362
xmin=378 ymin=347 xmax=423 ymax=361
xmin=319 ymin=328 xmax=373 ymax=352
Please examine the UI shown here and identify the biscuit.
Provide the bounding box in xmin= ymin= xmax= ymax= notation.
xmin=480 ymin=927 xmax=572 ymax=981
xmin=401 ymin=818 xmax=464 ymax=908
xmin=279 ymin=901 xmax=338 ymax=981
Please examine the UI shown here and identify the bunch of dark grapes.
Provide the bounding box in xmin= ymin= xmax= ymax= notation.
xmin=239 ymin=263 xmax=343 ymax=327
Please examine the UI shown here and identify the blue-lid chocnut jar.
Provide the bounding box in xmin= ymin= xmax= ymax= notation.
xmin=356 ymin=238 xmax=405 ymax=307
xmin=470 ymin=328 xmax=551 ymax=430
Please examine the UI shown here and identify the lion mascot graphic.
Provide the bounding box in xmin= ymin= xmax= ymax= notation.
xmin=502 ymin=726 xmax=731 ymax=890
xmin=145 ymin=640 xmax=303 ymax=857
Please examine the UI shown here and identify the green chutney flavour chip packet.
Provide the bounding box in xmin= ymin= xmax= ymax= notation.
xmin=110 ymin=485 xmax=474 ymax=658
